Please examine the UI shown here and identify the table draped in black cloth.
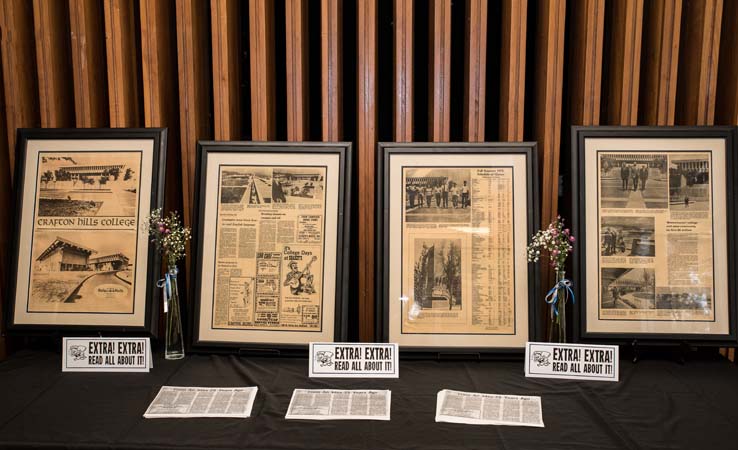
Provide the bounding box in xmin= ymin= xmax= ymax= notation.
xmin=1 ymin=349 xmax=737 ymax=450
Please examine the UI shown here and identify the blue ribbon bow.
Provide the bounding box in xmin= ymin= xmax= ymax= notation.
xmin=545 ymin=278 xmax=575 ymax=317
xmin=156 ymin=267 xmax=178 ymax=313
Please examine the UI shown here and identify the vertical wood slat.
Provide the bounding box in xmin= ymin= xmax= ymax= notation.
xmin=285 ymin=0 xmax=309 ymax=141
xmin=639 ymin=0 xmax=682 ymax=126
xmin=357 ymin=0 xmax=377 ymax=342
xmin=140 ymin=0 xmax=181 ymax=212
xmin=499 ymin=0 xmax=527 ymax=141
xmin=604 ymin=0 xmax=643 ymax=126
xmin=69 ymin=0 xmax=109 ymax=128
xmin=0 ymin=27 xmax=10 ymax=361
xmin=33 ymin=0 xmax=74 ymax=128
xmin=211 ymin=0 xmax=241 ymax=140
xmin=249 ymin=0 xmax=276 ymax=140
xmin=175 ymin=0 xmax=212 ymax=225
xmin=428 ymin=0 xmax=451 ymax=142
xmin=568 ymin=0 xmax=605 ymax=126
xmin=393 ymin=0 xmax=413 ymax=142
xmin=0 ymin=0 xmax=40 ymax=171
xmin=715 ymin=0 xmax=738 ymax=125
xmin=535 ymin=0 xmax=567 ymax=227
xmin=676 ymin=0 xmax=723 ymax=126
xmin=321 ymin=0 xmax=343 ymax=141
xmin=103 ymin=0 xmax=141 ymax=127
xmin=463 ymin=0 xmax=488 ymax=142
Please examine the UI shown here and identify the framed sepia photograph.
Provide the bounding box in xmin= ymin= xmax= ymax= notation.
xmin=572 ymin=126 xmax=738 ymax=345
xmin=377 ymin=143 xmax=540 ymax=355
xmin=190 ymin=142 xmax=351 ymax=353
xmin=7 ymin=128 xmax=167 ymax=334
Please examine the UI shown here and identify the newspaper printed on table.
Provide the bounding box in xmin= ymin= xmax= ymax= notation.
xmin=285 ymin=389 xmax=391 ymax=420
xmin=435 ymin=389 xmax=544 ymax=427
xmin=144 ymin=386 xmax=258 ymax=418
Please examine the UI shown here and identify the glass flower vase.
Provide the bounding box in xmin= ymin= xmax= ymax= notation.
xmin=164 ymin=265 xmax=185 ymax=360
xmin=548 ymin=270 xmax=568 ymax=343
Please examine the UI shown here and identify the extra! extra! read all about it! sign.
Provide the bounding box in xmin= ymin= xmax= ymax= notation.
xmin=309 ymin=343 xmax=399 ymax=378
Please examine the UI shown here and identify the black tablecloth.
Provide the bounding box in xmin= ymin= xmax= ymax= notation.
xmin=1 ymin=349 xmax=737 ymax=450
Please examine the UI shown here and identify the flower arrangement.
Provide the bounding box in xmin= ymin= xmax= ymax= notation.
xmin=142 ymin=208 xmax=192 ymax=268
xmin=526 ymin=215 xmax=575 ymax=273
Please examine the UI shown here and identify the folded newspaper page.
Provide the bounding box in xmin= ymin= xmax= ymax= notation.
xmin=285 ymin=389 xmax=391 ymax=420
xmin=435 ymin=389 xmax=544 ymax=427
xmin=144 ymin=386 xmax=258 ymax=418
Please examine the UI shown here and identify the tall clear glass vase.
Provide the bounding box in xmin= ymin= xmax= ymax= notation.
xmin=165 ymin=265 xmax=185 ymax=360
xmin=548 ymin=270 xmax=568 ymax=343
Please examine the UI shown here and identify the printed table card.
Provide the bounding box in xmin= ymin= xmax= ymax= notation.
xmin=525 ymin=342 xmax=619 ymax=382
xmin=309 ymin=342 xmax=399 ymax=378
xmin=62 ymin=337 xmax=152 ymax=372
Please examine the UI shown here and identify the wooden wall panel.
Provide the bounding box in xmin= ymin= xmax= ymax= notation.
xmin=249 ymin=0 xmax=275 ymax=140
xmin=286 ymin=0 xmax=309 ymax=141
xmin=639 ymin=0 xmax=682 ymax=126
xmin=175 ymin=0 xmax=212 ymax=225
xmin=568 ymin=0 xmax=604 ymax=126
xmin=69 ymin=0 xmax=109 ymax=128
xmin=357 ymin=0 xmax=377 ymax=342
xmin=0 ymin=0 xmax=40 ymax=171
xmin=0 ymin=43 xmax=10 ymax=361
xmin=428 ymin=0 xmax=451 ymax=142
xmin=676 ymin=0 xmax=723 ymax=126
xmin=321 ymin=0 xmax=342 ymax=141
xmin=603 ymin=0 xmax=643 ymax=126
xmin=103 ymin=0 xmax=141 ymax=127
xmin=463 ymin=0 xmax=488 ymax=142
xmin=33 ymin=0 xmax=74 ymax=128
xmin=393 ymin=0 xmax=412 ymax=142
xmin=211 ymin=0 xmax=241 ymax=140
xmin=715 ymin=0 xmax=738 ymax=125
xmin=499 ymin=0 xmax=527 ymax=141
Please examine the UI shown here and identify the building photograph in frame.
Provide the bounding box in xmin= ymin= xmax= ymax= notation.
xmin=377 ymin=143 xmax=540 ymax=356
xmin=7 ymin=128 xmax=167 ymax=333
xmin=190 ymin=142 xmax=351 ymax=352
xmin=572 ymin=126 xmax=738 ymax=344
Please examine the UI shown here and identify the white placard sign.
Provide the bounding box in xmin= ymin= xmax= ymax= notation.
xmin=309 ymin=342 xmax=399 ymax=378
xmin=62 ymin=337 xmax=152 ymax=372
xmin=525 ymin=342 xmax=618 ymax=382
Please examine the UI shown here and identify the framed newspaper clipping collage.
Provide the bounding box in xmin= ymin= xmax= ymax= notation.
xmin=7 ymin=128 xmax=167 ymax=334
xmin=190 ymin=142 xmax=351 ymax=352
xmin=572 ymin=127 xmax=738 ymax=345
xmin=377 ymin=143 xmax=541 ymax=355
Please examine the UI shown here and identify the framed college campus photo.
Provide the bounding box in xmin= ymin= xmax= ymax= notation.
xmin=376 ymin=143 xmax=540 ymax=356
xmin=572 ymin=126 xmax=738 ymax=345
xmin=190 ymin=142 xmax=351 ymax=353
xmin=6 ymin=128 xmax=167 ymax=334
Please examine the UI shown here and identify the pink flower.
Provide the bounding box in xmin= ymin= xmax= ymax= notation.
xmin=569 ymin=236 xmax=576 ymax=242
xmin=563 ymin=228 xmax=570 ymax=235
xmin=552 ymin=249 xmax=560 ymax=256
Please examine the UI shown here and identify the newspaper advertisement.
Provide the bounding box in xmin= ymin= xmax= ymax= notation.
xmin=212 ymin=165 xmax=326 ymax=332
xmin=285 ymin=389 xmax=391 ymax=420
xmin=597 ymin=151 xmax=715 ymax=322
xmin=143 ymin=386 xmax=258 ymax=418
xmin=401 ymin=167 xmax=515 ymax=334
xmin=435 ymin=390 xmax=544 ymax=427
xmin=27 ymin=151 xmax=142 ymax=314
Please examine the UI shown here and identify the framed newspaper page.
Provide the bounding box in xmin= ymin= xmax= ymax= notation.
xmin=6 ymin=128 xmax=167 ymax=334
xmin=377 ymin=143 xmax=540 ymax=355
xmin=572 ymin=126 xmax=738 ymax=345
xmin=191 ymin=142 xmax=351 ymax=353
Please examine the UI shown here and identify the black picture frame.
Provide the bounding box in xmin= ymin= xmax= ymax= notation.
xmin=190 ymin=141 xmax=351 ymax=355
xmin=5 ymin=128 xmax=167 ymax=336
xmin=376 ymin=143 xmax=541 ymax=358
xmin=571 ymin=126 xmax=738 ymax=346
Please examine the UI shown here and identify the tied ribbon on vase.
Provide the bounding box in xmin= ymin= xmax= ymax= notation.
xmin=545 ymin=277 xmax=575 ymax=317
xmin=156 ymin=266 xmax=178 ymax=314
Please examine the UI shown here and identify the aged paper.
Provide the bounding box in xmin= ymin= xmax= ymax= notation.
xmin=584 ymin=139 xmax=729 ymax=335
xmin=401 ymin=167 xmax=515 ymax=334
xmin=144 ymin=386 xmax=258 ymax=418
xmin=435 ymin=390 xmax=544 ymax=427
xmin=285 ymin=389 xmax=391 ymax=420
xmin=212 ymin=166 xmax=326 ymax=332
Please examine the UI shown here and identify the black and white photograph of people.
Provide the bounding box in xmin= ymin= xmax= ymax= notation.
xmin=600 ymin=216 xmax=655 ymax=257
xmin=669 ymin=155 xmax=711 ymax=211
xmin=404 ymin=168 xmax=471 ymax=223
xmin=599 ymin=154 xmax=668 ymax=209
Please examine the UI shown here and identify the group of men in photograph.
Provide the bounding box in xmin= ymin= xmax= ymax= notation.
xmin=601 ymin=227 xmax=626 ymax=256
xmin=406 ymin=180 xmax=470 ymax=209
xmin=620 ymin=163 xmax=650 ymax=191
